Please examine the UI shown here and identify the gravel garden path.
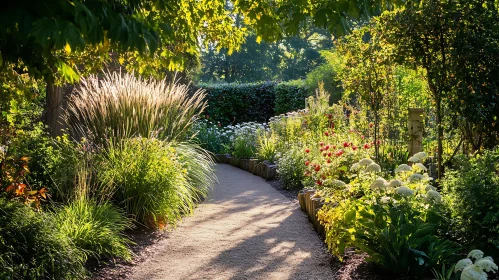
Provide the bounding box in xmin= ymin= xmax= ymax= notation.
xmin=129 ymin=164 xmax=335 ymax=280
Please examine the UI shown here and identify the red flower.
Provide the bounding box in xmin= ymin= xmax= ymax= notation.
xmin=327 ymin=152 xmax=332 ymax=157
xmin=369 ymin=123 xmax=373 ymax=128
xmin=331 ymin=122 xmax=335 ymax=129
xmin=376 ymin=140 xmax=381 ymax=145
xmin=343 ymin=142 xmax=349 ymax=148
xmin=328 ymin=114 xmax=333 ymax=119
xmin=305 ymin=148 xmax=310 ymax=153
xmin=319 ymin=142 xmax=324 ymax=147
xmin=352 ymin=145 xmax=357 ymax=151
xmin=305 ymin=161 xmax=310 ymax=166
xmin=327 ymin=159 xmax=331 ymax=163
xmin=316 ymin=180 xmax=323 ymax=186
xmin=325 ymin=145 xmax=330 ymax=150
xmin=364 ymin=143 xmax=370 ymax=149
xmin=324 ymin=131 xmax=329 ymax=136
xmin=335 ymin=149 xmax=344 ymax=157
xmin=218 ymin=123 xmax=222 ymax=127
xmin=323 ymin=152 xmax=327 ymax=157
xmin=320 ymin=148 xmax=324 ymax=152
xmin=322 ymin=175 xmax=326 ymax=179
xmin=315 ymin=165 xmax=321 ymax=172
xmin=361 ymin=135 xmax=365 ymax=139
xmin=332 ymin=145 xmax=336 ymax=149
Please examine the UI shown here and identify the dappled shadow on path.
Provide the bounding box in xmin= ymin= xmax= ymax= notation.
xmin=132 ymin=164 xmax=334 ymax=280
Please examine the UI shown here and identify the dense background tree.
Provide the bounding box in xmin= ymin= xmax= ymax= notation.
xmin=197 ymin=22 xmax=332 ymax=83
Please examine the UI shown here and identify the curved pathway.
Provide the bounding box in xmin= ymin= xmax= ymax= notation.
xmin=130 ymin=164 xmax=334 ymax=280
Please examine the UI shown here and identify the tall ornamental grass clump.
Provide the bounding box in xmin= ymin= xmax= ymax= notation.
xmin=66 ymin=71 xmax=207 ymax=144
xmin=97 ymin=138 xmax=215 ymax=228
xmin=0 ymin=197 xmax=86 ymax=280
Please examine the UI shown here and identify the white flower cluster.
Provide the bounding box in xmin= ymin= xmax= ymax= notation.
xmin=388 ymin=179 xmax=403 ymax=188
xmin=408 ymin=151 xmax=428 ymax=163
xmin=395 ymin=164 xmax=412 ymax=173
xmin=425 ymin=190 xmax=442 ymax=204
xmin=455 ymin=250 xmax=498 ymax=280
xmin=371 ymin=177 xmax=388 ymax=191
xmin=365 ymin=163 xmax=381 ymax=173
xmin=350 ymin=158 xmax=380 ymax=173
xmin=395 ymin=186 xmax=414 ymax=197
xmin=330 ymin=179 xmax=347 ymax=189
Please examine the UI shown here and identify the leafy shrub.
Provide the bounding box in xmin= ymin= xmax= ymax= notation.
xmin=233 ymin=135 xmax=257 ymax=159
xmin=318 ymin=156 xmax=460 ymax=277
xmin=66 ymin=71 xmax=207 ymax=145
xmin=200 ymin=82 xmax=276 ymax=125
xmin=0 ymin=197 xmax=86 ymax=279
xmin=274 ymin=82 xmax=311 ymax=115
xmin=304 ymin=50 xmax=343 ymax=104
xmin=200 ymin=81 xmax=310 ymax=125
xmin=54 ymin=199 xmax=132 ymax=262
xmin=276 ymin=146 xmax=308 ymax=190
xmin=191 ymin=120 xmax=231 ymax=154
xmin=97 ymin=138 xmax=214 ymax=228
xmin=442 ymin=148 xmax=499 ymax=255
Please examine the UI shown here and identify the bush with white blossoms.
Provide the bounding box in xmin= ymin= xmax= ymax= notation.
xmin=454 ymin=250 xmax=498 ymax=280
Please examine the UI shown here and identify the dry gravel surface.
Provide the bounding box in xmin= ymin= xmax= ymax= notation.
xmin=129 ymin=164 xmax=335 ymax=280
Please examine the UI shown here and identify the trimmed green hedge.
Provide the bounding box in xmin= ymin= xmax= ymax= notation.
xmin=199 ymin=82 xmax=310 ymax=125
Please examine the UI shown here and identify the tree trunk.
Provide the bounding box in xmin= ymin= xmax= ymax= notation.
xmin=44 ymin=81 xmax=67 ymax=137
xmin=435 ymin=94 xmax=443 ymax=181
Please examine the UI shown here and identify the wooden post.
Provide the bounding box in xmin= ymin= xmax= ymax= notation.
xmin=408 ymin=108 xmax=424 ymax=157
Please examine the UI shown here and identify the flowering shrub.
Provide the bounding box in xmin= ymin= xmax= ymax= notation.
xmin=453 ymin=250 xmax=498 ymax=280
xmin=317 ymin=154 xmax=461 ymax=276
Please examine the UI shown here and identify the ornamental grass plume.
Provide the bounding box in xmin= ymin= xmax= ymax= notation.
xmin=66 ymin=71 xmax=207 ymax=146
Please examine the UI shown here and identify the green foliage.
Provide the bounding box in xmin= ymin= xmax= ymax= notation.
xmin=191 ymin=120 xmax=230 ymax=154
xmin=66 ymin=72 xmax=206 ymax=145
xmin=256 ymin=131 xmax=278 ymax=163
xmin=0 ymin=197 xmax=86 ymax=279
xmin=97 ymin=138 xmax=214 ymax=228
xmin=276 ymin=146 xmax=307 ymax=190
xmin=233 ymin=136 xmax=257 ymax=160
xmin=201 ymin=82 xmax=310 ymax=125
xmin=442 ymin=148 xmax=499 ymax=255
xmin=274 ymin=82 xmax=311 ymax=115
xmin=54 ymin=199 xmax=133 ymax=262
xmin=304 ymin=50 xmax=344 ymax=104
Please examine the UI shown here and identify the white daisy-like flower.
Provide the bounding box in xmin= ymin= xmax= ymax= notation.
xmin=460 ymin=265 xmax=487 ymax=280
xmin=414 ymin=162 xmax=427 ymax=171
xmin=388 ymin=179 xmax=403 ymax=188
xmin=370 ymin=177 xmax=388 ymax=191
xmin=359 ymin=158 xmax=374 ymax=166
xmin=455 ymin=258 xmax=473 ymax=272
xmin=409 ymin=173 xmax=425 ymax=182
xmin=468 ymin=250 xmax=485 ymax=261
xmin=475 ymin=258 xmax=498 ymax=273
xmin=425 ymin=185 xmax=436 ymax=192
xmin=426 ymin=190 xmax=442 ymax=204
xmin=350 ymin=163 xmax=361 ymax=172
xmin=365 ymin=163 xmax=381 ymax=173
xmin=395 ymin=186 xmax=414 ymax=197
xmin=395 ymin=164 xmax=412 ymax=173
